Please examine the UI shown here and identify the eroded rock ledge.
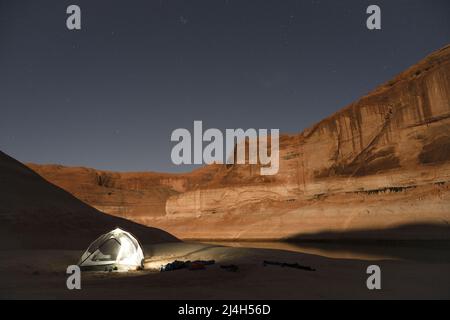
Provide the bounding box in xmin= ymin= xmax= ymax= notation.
xmin=28 ymin=45 xmax=450 ymax=240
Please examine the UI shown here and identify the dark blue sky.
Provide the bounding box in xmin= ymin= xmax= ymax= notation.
xmin=0 ymin=0 xmax=449 ymax=172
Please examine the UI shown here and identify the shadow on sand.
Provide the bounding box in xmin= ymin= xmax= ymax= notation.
xmin=284 ymin=223 xmax=450 ymax=263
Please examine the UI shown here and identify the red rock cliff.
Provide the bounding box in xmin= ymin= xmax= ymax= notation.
xmin=28 ymin=45 xmax=450 ymax=240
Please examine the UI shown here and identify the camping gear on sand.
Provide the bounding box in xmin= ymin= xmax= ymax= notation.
xmin=263 ymin=260 xmax=316 ymax=271
xmin=160 ymin=260 xmax=215 ymax=272
xmin=160 ymin=260 xmax=187 ymax=272
xmin=78 ymin=228 xmax=145 ymax=272
xmin=220 ymin=264 xmax=239 ymax=272
xmin=188 ymin=261 xmax=206 ymax=271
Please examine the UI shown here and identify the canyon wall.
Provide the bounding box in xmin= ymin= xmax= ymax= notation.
xmin=28 ymin=45 xmax=450 ymax=240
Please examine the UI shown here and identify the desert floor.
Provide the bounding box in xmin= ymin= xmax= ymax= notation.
xmin=1 ymin=241 xmax=449 ymax=299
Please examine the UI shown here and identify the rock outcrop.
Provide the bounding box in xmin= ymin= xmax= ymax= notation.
xmin=27 ymin=45 xmax=450 ymax=240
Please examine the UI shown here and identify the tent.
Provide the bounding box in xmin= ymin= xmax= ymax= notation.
xmin=78 ymin=228 xmax=145 ymax=271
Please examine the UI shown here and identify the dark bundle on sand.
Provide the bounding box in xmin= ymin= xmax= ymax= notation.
xmin=160 ymin=260 xmax=215 ymax=272
xmin=220 ymin=264 xmax=239 ymax=272
xmin=263 ymin=260 xmax=316 ymax=271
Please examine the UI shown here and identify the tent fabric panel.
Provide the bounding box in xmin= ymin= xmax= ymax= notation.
xmin=78 ymin=228 xmax=145 ymax=271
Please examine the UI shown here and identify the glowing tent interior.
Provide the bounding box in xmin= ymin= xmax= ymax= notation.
xmin=78 ymin=228 xmax=145 ymax=271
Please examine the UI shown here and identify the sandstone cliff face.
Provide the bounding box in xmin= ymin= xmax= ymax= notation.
xmin=26 ymin=164 xmax=181 ymax=219
xmin=26 ymin=163 xmax=225 ymax=220
xmin=27 ymin=45 xmax=450 ymax=240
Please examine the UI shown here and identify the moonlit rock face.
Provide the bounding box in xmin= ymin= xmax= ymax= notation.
xmin=27 ymin=45 xmax=450 ymax=241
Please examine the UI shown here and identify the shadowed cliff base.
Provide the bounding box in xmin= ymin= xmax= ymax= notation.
xmin=285 ymin=223 xmax=450 ymax=243
xmin=282 ymin=240 xmax=450 ymax=263
xmin=201 ymin=239 xmax=450 ymax=263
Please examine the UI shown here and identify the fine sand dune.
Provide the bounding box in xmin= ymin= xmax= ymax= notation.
xmin=0 ymin=151 xmax=177 ymax=250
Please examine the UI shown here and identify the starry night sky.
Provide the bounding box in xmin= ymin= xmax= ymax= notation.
xmin=0 ymin=0 xmax=449 ymax=172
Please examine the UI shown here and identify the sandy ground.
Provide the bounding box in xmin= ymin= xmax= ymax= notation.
xmin=1 ymin=242 xmax=449 ymax=299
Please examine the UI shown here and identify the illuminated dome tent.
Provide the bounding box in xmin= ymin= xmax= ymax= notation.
xmin=78 ymin=228 xmax=145 ymax=271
